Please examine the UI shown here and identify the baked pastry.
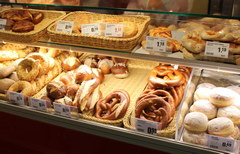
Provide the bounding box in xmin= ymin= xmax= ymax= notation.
xmin=182 ymin=129 xmax=207 ymax=145
xmin=12 ymin=20 xmax=35 ymax=33
xmin=17 ymin=58 xmax=40 ymax=81
xmin=217 ymin=106 xmax=240 ymax=125
xmin=230 ymin=126 xmax=240 ymax=140
xmin=184 ymin=112 xmax=208 ymax=133
xmin=62 ymin=57 xmax=80 ymax=71
xmin=84 ymin=57 xmax=98 ymax=68
xmin=208 ymin=117 xmax=235 ymax=137
xmin=98 ymin=59 xmax=113 ymax=74
xmin=8 ymin=80 xmax=33 ymax=96
xmin=197 ymin=83 xmax=216 ymax=90
xmin=227 ymin=85 xmax=240 ymax=95
xmin=119 ymin=21 xmax=138 ymax=38
xmin=32 ymin=12 xmax=44 ymax=24
xmin=9 ymin=72 xmax=19 ymax=81
xmin=0 ymin=50 xmax=19 ymax=61
xmin=27 ymin=53 xmax=49 ymax=76
xmin=111 ymin=63 xmax=129 ymax=79
xmin=0 ymin=78 xmax=15 ymax=93
xmin=193 ymin=88 xmax=211 ymax=102
xmin=190 ymin=100 xmax=217 ymax=119
xmin=0 ymin=65 xmax=16 ymax=79
xmin=209 ymin=87 xmax=237 ymax=107
xmin=233 ymin=96 xmax=240 ymax=110
xmin=46 ymin=81 xmax=67 ymax=100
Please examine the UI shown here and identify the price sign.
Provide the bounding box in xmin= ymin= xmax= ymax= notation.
xmin=146 ymin=36 xmax=167 ymax=53
xmin=53 ymin=102 xmax=71 ymax=117
xmin=135 ymin=118 xmax=158 ymax=135
xmin=29 ymin=97 xmax=47 ymax=111
xmin=204 ymin=41 xmax=229 ymax=58
xmin=0 ymin=18 xmax=6 ymax=30
xmin=207 ymin=134 xmax=235 ymax=152
xmin=56 ymin=20 xmax=74 ymax=33
xmin=7 ymin=91 xmax=25 ymax=105
xmin=105 ymin=24 xmax=123 ymax=37
xmin=81 ymin=23 xmax=100 ymax=36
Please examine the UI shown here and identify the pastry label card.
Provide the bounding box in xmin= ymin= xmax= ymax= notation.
xmin=53 ymin=102 xmax=71 ymax=117
xmin=205 ymin=41 xmax=229 ymax=58
xmin=146 ymin=36 xmax=167 ymax=53
xmin=29 ymin=97 xmax=47 ymax=111
xmin=135 ymin=118 xmax=158 ymax=135
xmin=105 ymin=24 xmax=123 ymax=37
xmin=56 ymin=20 xmax=74 ymax=33
xmin=7 ymin=91 xmax=25 ymax=105
xmin=81 ymin=23 xmax=100 ymax=36
xmin=0 ymin=19 xmax=6 ymax=30
xmin=207 ymin=134 xmax=235 ymax=152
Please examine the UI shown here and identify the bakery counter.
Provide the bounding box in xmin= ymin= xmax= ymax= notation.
xmin=0 ymin=100 xmax=224 ymax=154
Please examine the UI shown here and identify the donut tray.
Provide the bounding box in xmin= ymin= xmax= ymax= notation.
xmin=0 ymin=8 xmax=66 ymax=43
xmin=47 ymin=11 xmax=150 ymax=51
xmin=123 ymin=67 xmax=200 ymax=138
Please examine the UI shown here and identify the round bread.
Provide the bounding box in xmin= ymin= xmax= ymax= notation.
xmin=227 ymin=85 xmax=240 ymax=95
xmin=8 ymin=81 xmax=33 ymax=96
xmin=62 ymin=57 xmax=80 ymax=71
xmin=0 ymin=78 xmax=15 ymax=93
xmin=208 ymin=117 xmax=235 ymax=137
xmin=111 ymin=63 xmax=129 ymax=79
xmin=233 ymin=96 xmax=240 ymax=110
xmin=230 ymin=126 xmax=240 ymax=140
xmin=27 ymin=53 xmax=49 ymax=76
xmin=182 ymin=129 xmax=207 ymax=145
xmin=209 ymin=87 xmax=237 ymax=107
xmin=194 ymin=88 xmax=211 ymax=102
xmin=17 ymin=58 xmax=40 ymax=81
xmin=217 ymin=106 xmax=240 ymax=125
xmin=190 ymin=100 xmax=217 ymax=119
xmin=184 ymin=112 xmax=208 ymax=133
xmin=197 ymin=83 xmax=216 ymax=90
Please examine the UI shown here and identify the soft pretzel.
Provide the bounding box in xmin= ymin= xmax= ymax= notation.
xmin=17 ymin=58 xmax=40 ymax=81
xmin=8 ymin=81 xmax=33 ymax=96
xmin=95 ymin=90 xmax=130 ymax=120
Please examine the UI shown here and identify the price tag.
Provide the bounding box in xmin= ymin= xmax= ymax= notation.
xmin=145 ymin=36 xmax=167 ymax=53
xmin=29 ymin=97 xmax=47 ymax=111
xmin=53 ymin=102 xmax=71 ymax=117
xmin=0 ymin=18 xmax=6 ymax=30
xmin=171 ymin=31 xmax=185 ymax=42
xmin=105 ymin=24 xmax=123 ymax=37
xmin=135 ymin=118 xmax=158 ymax=135
xmin=56 ymin=20 xmax=74 ymax=33
xmin=207 ymin=134 xmax=235 ymax=152
xmin=81 ymin=23 xmax=100 ymax=36
xmin=7 ymin=91 xmax=25 ymax=105
xmin=204 ymin=41 xmax=229 ymax=58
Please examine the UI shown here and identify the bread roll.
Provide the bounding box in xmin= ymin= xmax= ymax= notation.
xmin=184 ymin=112 xmax=208 ymax=133
xmin=217 ymin=106 xmax=240 ymax=125
xmin=194 ymin=88 xmax=211 ymax=102
xmin=182 ymin=129 xmax=207 ymax=145
xmin=209 ymin=87 xmax=237 ymax=107
xmin=190 ymin=100 xmax=217 ymax=119
xmin=0 ymin=78 xmax=15 ymax=93
xmin=208 ymin=117 xmax=234 ymax=137
xmin=230 ymin=126 xmax=240 ymax=140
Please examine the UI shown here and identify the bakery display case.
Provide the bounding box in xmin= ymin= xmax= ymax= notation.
xmin=0 ymin=1 xmax=239 ymax=154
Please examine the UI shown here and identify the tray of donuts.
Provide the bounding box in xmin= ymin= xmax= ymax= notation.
xmin=178 ymin=70 xmax=240 ymax=153
xmin=0 ymin=8 xmax=66 ymax=42
xmin=4 ymin=48 xmax=78 ymax=105
xmin=47 ymin=11 xmax=150 ymax=51
xmin=32 ymin=54 xmax=158 ymax=126
xmin=122 ymin=63 xmax=198 ymax=138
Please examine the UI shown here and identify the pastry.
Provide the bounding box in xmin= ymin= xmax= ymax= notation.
xmin=230 ymin=126 xmax=240 ymax=140
xmin=17 ymin=58 xmax=40 ymax=81
xmin=233 ymin=96 xmax=240 ymax=110
xmin=62 ymin=57 xmax=80 ymax=71
xmin=217 ymin=106 xmax=240 ymax=125
xmin=12 ymin=20 xmax=35 ymax=32
xmin=209 ymin=87 xmax=237 ymax=107
xmin=227 ymin=85 xmax=240 ymax=95
xmin=111 ymin=63 xmax=129 ymax=79
xmin=0 ymin=50 xmax=19 ymax=61
xmin=32 ymin=12 xmax=44 ymax=24
xmin=0 ymin=65 xmax=16 ymax=79
xmin=193 ymin=88 xmax=211 ymax=102
xmin=182 ymin=129 xmax=207 ymax=145
xmin=190 ymin=100 xmax=217 ymax=119
xmin=75 ymin=65 xmax=93 ymax=84
xmin=0 ymin=78 xmax=15 ymax=93
xmin=197 ymin=83 xmax=216 ymax=89
xmin=9 ymin=72 xmax=19 ymax=81
xmin=98 ymin=59 xmax=113 ymax=74
xmin=208 ymin=117 xmax=234 ymax=137
xmin=83 ymin=57 xmax=98 ymax=68
xmin=27 ymin=53 xmax=49 ymax=76
xmin=46 ymin=81 xmax=67 ymax=100
xmin=184 ymin=112 xmax=208 ymax=133
xmin=8 ymin=81 xmax=33 ymax=96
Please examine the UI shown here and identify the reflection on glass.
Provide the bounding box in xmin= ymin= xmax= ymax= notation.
xmin=16 ymin=0 xmax=81 ymax=5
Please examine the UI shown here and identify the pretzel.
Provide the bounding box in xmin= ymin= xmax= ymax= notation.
xmin=95 ymin=90 xmax=130 ymax=120
xmin=149 ymin=65 xmax=185 ymax=88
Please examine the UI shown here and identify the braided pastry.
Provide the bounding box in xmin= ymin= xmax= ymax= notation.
xmin=95 ymin=90 xmax=130 ymax=120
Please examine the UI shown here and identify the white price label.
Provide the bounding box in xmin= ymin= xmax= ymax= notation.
xmin=81 ymin=23 xmax=100 ymax=36
xmin=0 ymin=18 xmax=6 ymax=30
xmin=171 ymin=31 xmax=185 ymax=42
xmin=56 ymin=20 xmax=74 ymax=33
xmin=7 ymin=91 xmax=25 ymax=105
xmin=146 ymin=36 xmax=167 ymax=53
xmin=135 ymin=118 xmax=158 ymax=135
xmin=105 ymin=24 xmax=123 ymax=37
xmin=30 ymin=97 xmax=47 ymax=111
xmin=53 ymin=102 xmax=71 ymax=117
xmin=204 ymin=41 xmax=229 ymax=58
xmin=207 ymin=134 xmax=235 ymax=152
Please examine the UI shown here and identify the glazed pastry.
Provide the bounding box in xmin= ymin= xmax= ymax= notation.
xmin=111 ymin=63 xmax=129 ymax=79
xmin=12 ymin=20 xmax=35 ymax=32
xmin=197 ymin=83 xmax=216 ymax=90
xmin=193 ymin=88 xmax=211 ymax=102
xmin=209 ymin=87 xmax=237 ymax=107
xmin=217 ymin=106 xmax=240 ymax=125
xmin=208 ymin=117 xmax=234 ymax=137
xmin=190 ymin=100 xmax=217 ymax=119
xmin=62 ymin=57 xmax=80 ymax=71
xmin=46 ymin=81 xmax=67 ymax=100
xmin=0 ymin=78 xmax=15 ymax=93
xmin=182 ymin=129 xmax=207 ymax=145
xmin=184 ymin=112 xmax=208 ymax=133
xmin=32 ymin=12 xmax=44 ymax=24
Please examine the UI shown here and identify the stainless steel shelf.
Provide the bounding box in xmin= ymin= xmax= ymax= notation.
xmin=0 ymin=101 xmax=225 ymax=154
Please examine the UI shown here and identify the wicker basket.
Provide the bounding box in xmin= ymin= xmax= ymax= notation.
xmin=47 ymin=11 xmax=150 ymax=51
xmin=0 ymin=8 xmax=66 ymax=43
